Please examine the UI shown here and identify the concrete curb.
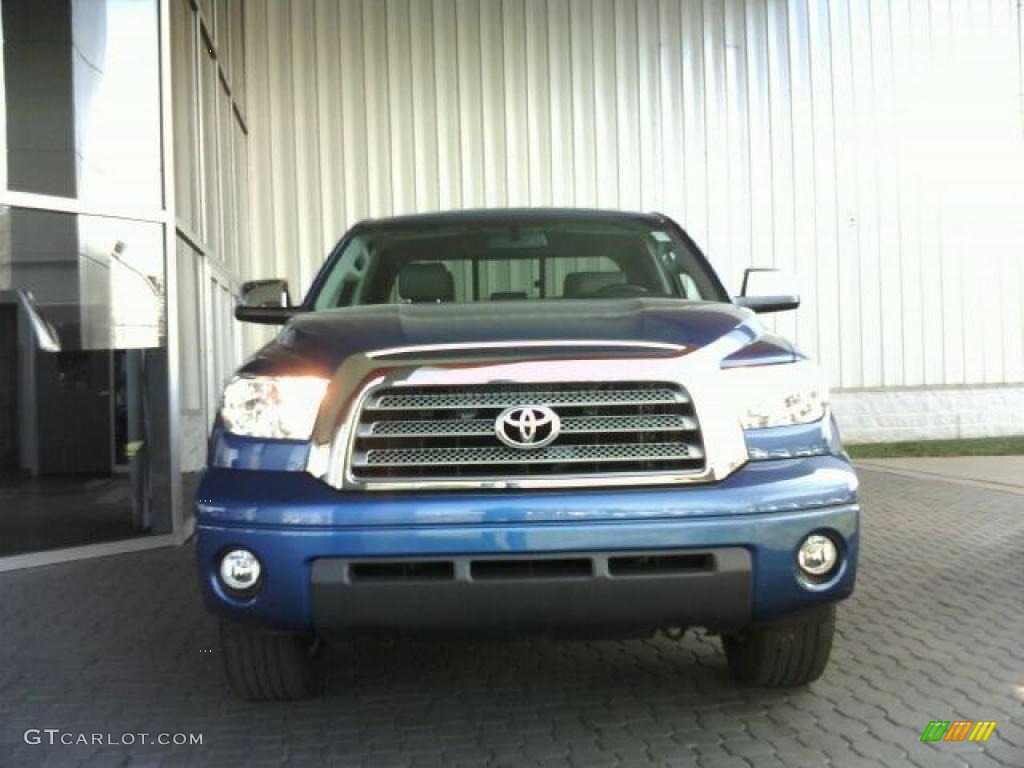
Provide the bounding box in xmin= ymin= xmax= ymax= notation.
xmin=855 ymin=460 xmax=1024 ymax=497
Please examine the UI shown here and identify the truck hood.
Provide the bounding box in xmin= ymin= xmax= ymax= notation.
xmin=239 ymin=299 xmax=796 ymax=377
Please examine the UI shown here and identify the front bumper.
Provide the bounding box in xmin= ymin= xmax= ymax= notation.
xmin=195 ymin=455 xmax=859 ymax=634
xmin=310 ymin=548 xmax=755 ymax=635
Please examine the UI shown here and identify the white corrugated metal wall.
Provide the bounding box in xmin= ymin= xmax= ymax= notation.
xmin=241 ymin=0 xmax=1024 ymax=394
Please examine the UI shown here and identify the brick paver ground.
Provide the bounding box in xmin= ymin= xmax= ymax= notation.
xmin=0 ymin=469 xmax=1021 ymax=767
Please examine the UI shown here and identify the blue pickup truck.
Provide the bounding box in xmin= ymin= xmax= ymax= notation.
xmin=195 ymin=209 xmax=859 ymax=700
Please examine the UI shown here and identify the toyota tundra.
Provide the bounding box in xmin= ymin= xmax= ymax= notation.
xmin=195 ymin=209 xmax=859 ymax=700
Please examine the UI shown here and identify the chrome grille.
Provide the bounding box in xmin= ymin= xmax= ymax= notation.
xmin=348 ymin=381 xmax=705 ymax=483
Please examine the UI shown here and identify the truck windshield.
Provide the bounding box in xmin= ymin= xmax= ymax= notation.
xmin=309 ymin=216 xmax=726 ymax=309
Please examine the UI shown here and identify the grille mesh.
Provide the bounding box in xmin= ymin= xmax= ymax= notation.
xmin=361 ymin=414 xmax=697 ymax=438
xmin=355 ymin=442 xmax=699 ymax=468
xmin=372 ymin=387 xmax=686 ymax=410
xmin=347 ymin=381 xmax=705 ymax=483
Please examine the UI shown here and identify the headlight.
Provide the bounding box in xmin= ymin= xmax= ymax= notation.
xmin=220 ymin=375 xmax=329 ymax=439
xmin=731 ymin=361 xmax=828 ymax=429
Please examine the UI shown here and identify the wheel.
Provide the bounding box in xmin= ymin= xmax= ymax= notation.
xmin=722 ymin=604 xmax=836 ymax=687
xmin=219 ymin=620 xmax=323 ymax=701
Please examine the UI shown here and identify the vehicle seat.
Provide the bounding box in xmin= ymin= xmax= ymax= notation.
xmin=398 ymin=262 xmax=455 ymax=303
xmin=490 ymin=291 xmax=528 ymax=300
xmin=562 ymin=271 xmax=627 ymax=298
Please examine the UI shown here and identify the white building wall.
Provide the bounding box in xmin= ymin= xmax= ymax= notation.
xmin=171 ymin=0 xmax=252 ymax=471
xmin=241 ymin=0 xmax=1024 ymax=441
xmin=832 ymin=386 xmax=1024 ymax=444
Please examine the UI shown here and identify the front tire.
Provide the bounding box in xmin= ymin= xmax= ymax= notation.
xmin=722 ymin=604 xmax=836 ymax=687
xmin=219 ymin=620 xmax=323 ymax=701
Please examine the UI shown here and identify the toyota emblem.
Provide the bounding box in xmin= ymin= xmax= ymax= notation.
xmin=494 ymin=405 xmax=561 ymax=450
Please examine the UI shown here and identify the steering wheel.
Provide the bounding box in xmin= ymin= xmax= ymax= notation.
xmin=592 ymin=283 xmax=651 ymax=298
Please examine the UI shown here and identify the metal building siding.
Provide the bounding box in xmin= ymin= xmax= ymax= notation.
xmin=244 ymin=0 xmax=1024 ymax=390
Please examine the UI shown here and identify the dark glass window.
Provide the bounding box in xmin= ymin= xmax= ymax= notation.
xmin=0 ymin=0 xmax=162 ymax=207
xmin=311 ymin=215 xmax=726 ymax=309
xmin=0 ymin=206 xmax=171 ymax=556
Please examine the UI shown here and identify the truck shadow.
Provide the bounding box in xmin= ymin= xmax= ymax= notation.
xmin=317 ymin=631 xmax=790 ymax=710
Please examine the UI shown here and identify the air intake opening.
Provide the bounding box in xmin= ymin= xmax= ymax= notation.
xmin=349 ymin=561 xmax=455 ymax=583
xmin=470 ymin=558 xmax=592 ymax=581
xmin=608 ymin=553 xmax=715 ymax=577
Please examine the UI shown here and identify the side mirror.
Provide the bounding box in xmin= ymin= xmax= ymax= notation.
xmin=235 ymin=279 xmax=300 ymax=324
xmin=735 ymin=268 xmax=800 ymax=313
xmin=240 ymin=278 xmax=291 ymax=307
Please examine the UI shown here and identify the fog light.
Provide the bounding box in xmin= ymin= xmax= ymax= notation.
xmin=219 ymin=549 xmax=261 ymax=593
xmin=797 ymin=534 xmax=838 ymax=578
